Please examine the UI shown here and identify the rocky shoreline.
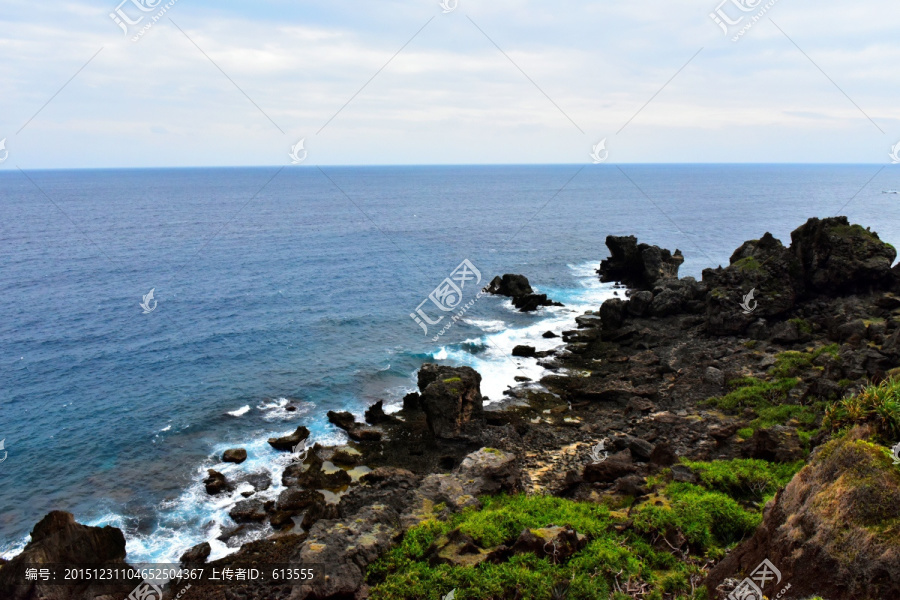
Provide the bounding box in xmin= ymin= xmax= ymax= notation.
xmin=3 ymin=216 xmax=900 ymax=599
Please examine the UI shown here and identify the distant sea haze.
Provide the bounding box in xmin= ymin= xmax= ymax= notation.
xmin=1 ymin=164 xmax=897 ymax=561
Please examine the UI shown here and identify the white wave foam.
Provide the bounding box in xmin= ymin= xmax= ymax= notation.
xmin=435 ymin=262 xmax=616 ymax=403
xmin=227 ymin=405 xmax=250 ymax=417
xmin=257 ymin=397 xmax=313 ymax=421
xmin=465 ymin=318 xmax=506 ymax=333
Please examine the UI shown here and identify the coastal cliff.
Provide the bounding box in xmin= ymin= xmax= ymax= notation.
xmin=3 ymin=216 xmax=900 ymax=600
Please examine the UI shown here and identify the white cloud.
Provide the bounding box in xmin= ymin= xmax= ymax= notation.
xmin=0 ymin=0 xmax=898 ymax=167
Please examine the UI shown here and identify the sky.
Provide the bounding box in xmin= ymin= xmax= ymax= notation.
xmin=0 ymin=0 xmax=899 ymax=168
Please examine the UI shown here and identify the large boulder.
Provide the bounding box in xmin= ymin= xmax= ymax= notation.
xmin=417 ymin=364 xmax=485 ymax=439
xmin=222 ymin=448 xmax=247 ymax=464
xmin=706 ymin=427 xmax=900 ymax=599
xmin=791 ymin=216 xmax=897 ymax=294
xmin=0 ymin=511 xmax=139 ymax=600
xmin=291 ymin=504 xmax=401 ymax=599
xmin=179 ymin=541 xmax=211 ymax=565
xmin=599 ymin=235 xmax=684 ymax=289
xmin=204 ymin=468 xmax=233 ymax=495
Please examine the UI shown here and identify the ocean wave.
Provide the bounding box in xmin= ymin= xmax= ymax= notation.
xmin=226 ymin=405 xmax=250 ymax=417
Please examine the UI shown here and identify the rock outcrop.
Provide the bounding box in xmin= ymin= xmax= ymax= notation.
xmin=706 ymin=427 xmax=900 ymax=599
xmin=0 ymin=512 xmax=138 ymax=600
xmin=791 ymin=216 xmax=897 ymax=294
xmin=485 ymin=274 xmax=562 ymax=312
xmin=267 ymin=426 xmax=310 ymax=451
xmin=327 ymin=410 xmax=383 ymax=442
xmin=701 ymin=218 xmax=896 ymax=336
xmin=415 ymin=364 xmax=485 ymax=439
xmin=599 ymin=235 xmax=684 ymax=289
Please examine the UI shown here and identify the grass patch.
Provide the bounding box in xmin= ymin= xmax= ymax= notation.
xmin=769 ymin=344 xmax=838 ymax=378
xmin=679 ymin=458 xmax=803 ymax=502
xmin=824 ymin=377 xmax=900 ymax=442
xmin=733 ymin=256 xmax=762 ymax=272
xmin=368 ymin=457 xmax=796 ymax=599
xmin=788 ymin=318 xmax=813 ymax=335
xmin=707 ymin=377 xmax=799 ymax=411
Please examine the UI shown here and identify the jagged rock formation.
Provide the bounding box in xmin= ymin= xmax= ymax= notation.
xmin=598 ymin=235 xmax=684 ymax=289
xmin=600 ymin=217 xmax=898 ymax=338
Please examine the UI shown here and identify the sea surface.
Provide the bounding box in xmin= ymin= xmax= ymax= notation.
xmin=1 ymin=164 xmax=898 ymax=562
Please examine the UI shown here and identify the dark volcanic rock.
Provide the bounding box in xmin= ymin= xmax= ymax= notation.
xmin=791 ymin=216 xmax=897 ymax=294
xmin=512 ymin=293 xmax=563 ymax=312
xmin=417 ymin=364 xmax=484 ymax=439
xmin=222 ymin=447 xmax=247 ymax=464
xmin=204 ymin=469 xmax=233 ymax=495
xmin=599 ymin=235 xmax=684 ymax=290
xmin=703 ymin=232 xmax=802 ymax=336
xmin=328 ymin=410 xmax=384 ymax=441
xmin=0 ymin=511 xmax=138 ymax=600
xmin=282 ymin=460 xmax=352 ymax=491
xmin=510 ymin=526 xmax=587 ymax=561
xmin=512 ymin=345 xmax=537 ymax=357
xmin=276 ymin=488 xmax=326 ymax=513
xmin=179 ymin=541 xmax=211 ymax=565
xmin=486 ymin=274 xmax=534 ymax=297
xmin=486 ymin=274 xmax=562 ymax=312
xmin=583 ymin=451 xmax=636 ymax=483
xmin=365 ymin=400 xmax=393 ymax=424
xmin=327 ymin=410 xmax=357 ymax=430
xmin=229 ymin=499 xmax=268 ymax=523
xmin=267 ymin=425 xmax=310 ymax=451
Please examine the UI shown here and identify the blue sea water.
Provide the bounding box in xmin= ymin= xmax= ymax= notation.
xmin=1 ymin=164 xmax=899 ymax=561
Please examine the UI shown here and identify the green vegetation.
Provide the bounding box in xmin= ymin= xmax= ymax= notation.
xmin=733 ymin=256 xmax=762 ymax=272
xmin=368 ymin=458 xmax=797 ymax=600
xmin=707 ymin=377 xmax=799 ymax=411
xmin=832 ymin=223 xmax=878 ymax=241
xmin=824 ymin=377 xmax=900 ymax=442
xmin=679 ymin=458 xmax=803 ymax=502
xmin=442 ymin=377 xmax=462 ymax=383
xmin=769 ymin=344 xmax=838 ymax=378
xmin=788 ymin=317 xmax=813 ymax=335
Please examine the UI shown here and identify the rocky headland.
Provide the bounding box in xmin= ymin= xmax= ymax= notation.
xmin=4 ymin=216 xmax=900 ymax=600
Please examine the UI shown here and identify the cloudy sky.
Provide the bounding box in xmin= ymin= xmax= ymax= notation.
xmin=1 ymin=0 xmax=899 ymax=168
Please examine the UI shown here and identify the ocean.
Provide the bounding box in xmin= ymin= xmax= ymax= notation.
xmin=1 ymin=164 xmax=898 ymax=562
